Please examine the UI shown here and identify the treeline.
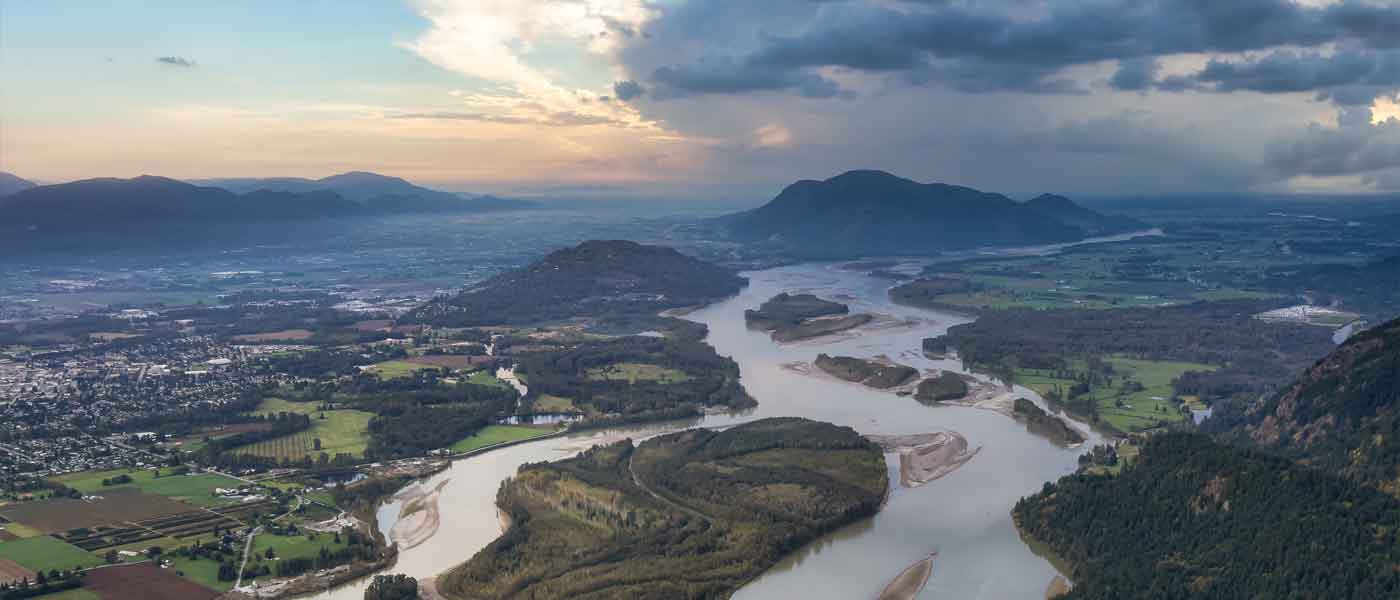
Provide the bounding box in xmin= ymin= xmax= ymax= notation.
xmin=517 ymin=335 xmax=755 ymax=423
xmin=1015 ymin=433 xmax=1400 ymax=599
xmin=928 ymin=301 xmax=1334 ymax=405
xmin=0 ymin=570 xmax=84 ymax=600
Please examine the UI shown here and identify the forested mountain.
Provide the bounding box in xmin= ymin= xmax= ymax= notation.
xmin=715 ymin=170 xmax=1147 ymax=258
xmin=1015 ymin=433 xmax=1400 ymax=599
xmin=0 ymin=176 xmax=362 ymax=229
xmin=1025 ymin=194 xmax=1147 ymax=236
xmin=1210 ymin=317 xmax=1400 ymax=494
xmin=407 ymin=240 xmax=747 ymax=329
xmin=198 ymin=171 xmax=534 ymax=213
xmin=0 ymin=172 xmax=36 ymax=197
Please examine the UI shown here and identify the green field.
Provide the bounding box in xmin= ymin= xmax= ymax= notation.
xmin=585 ymin=362 xmax=691 ymax=385
xmin=468 ymin=370 xmax=510 ymax=389
xmin=0 ymin=536 xmax=103 ymax=572
xmin=250 ymin=530 xmax=348 ymax=566
xmin=1017 ymin=356 xmax=1215 ymax=433
xmin=169 ymin=554 xmax=232 ymax=592
xmin=449 ymin=425 xmax=558 ymax=454
xmin=366 ymin=360 xmax=434 ymax=379
xmin=51 ymin=469 xmax=243 ymax=507
xmin=237 ymin=398 xmax=373 ymax=461
xmin=532 ymin=394 xmax=579 ymax=414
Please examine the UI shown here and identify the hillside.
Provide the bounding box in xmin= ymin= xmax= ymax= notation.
xmin=406 ymin=240 xmax=747 ymax=329
xmin=1015 ymin=433 xmax=1400 ymax=599
xmin=439 ymin=418 xmax=887 ymax=599
xmin=0 ymin=172 xmax=36 ymax=197
xmin=199 ymin=171 xmax=534 ymax=213
xmin=716 ymin=170 xmax=1146 ymax=257
xmin=1211 ymin=317 xmax=1400 ymax=494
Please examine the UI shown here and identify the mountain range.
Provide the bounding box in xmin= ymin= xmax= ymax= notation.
xmin=0 ymin=171 xmax=535 ymax=232
xmin=716 ymin=170 xmax=1149 ymax=257
xmin=0 ymin=172 xmax=36 ymax=197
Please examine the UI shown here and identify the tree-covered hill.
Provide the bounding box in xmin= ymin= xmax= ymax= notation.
xmin=406 ymin=240 xmax=747 ymax=330
xmin=1015 ymin=432 xmax=1400 ymax=599
xmin=1210 ymin=317 xmax=1400 ymax=494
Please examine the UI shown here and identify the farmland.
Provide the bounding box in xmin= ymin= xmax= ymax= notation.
xmin=1017 ymin=356 xmax=1215 ymax=433
xmin=235 ymin=398 xmax=372 ymax=461
xmin=50 ymin=468 xmax=242 ymax=507
xmin=584 ymin=362 xmax=691 ymax=384
xmin=231 ymin=329 xmax=315 ymax=343
xmin=0 ymin=536 xmax=102 ymax=573
xmin=84 ymin=562 xmax=221 ymax=600
xmin=0 ymin=491 xmax=195 ymax=533
xmin=365 ymin=360 xmax=435 ymax=379
xmin=449 ymin=425 xmax=559 ymax=454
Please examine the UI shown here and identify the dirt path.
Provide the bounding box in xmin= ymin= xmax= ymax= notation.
xmin=627 ymin=452 xmax=711 ymax=524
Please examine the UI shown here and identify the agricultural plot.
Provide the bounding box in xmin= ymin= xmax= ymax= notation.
xmin=0 ymin=491 xmax=193 ymax=534
xmin=449 ymin=425 xmax=559 ymax=454
xmin=0 ymin=536 xmax=102 ymax=573
xmin=51 ymin=468 xmax=243 ymax=507
xmin=168 ymin=554 xmax=231 ymax=592
xmin=365 ymin=360 xmax=434 ymax=379
xmin=584 ymin=362 xmax=691 ymax=384
xmin=237 ymin=399 xmax=373 ymax=461
xmin=1017 ymin=356 xmax=1215 ymax=433
xmin=467 ymin=370 xmax=511 ymax=389
xmin=84 ymin=563 xmax=221 ymax=600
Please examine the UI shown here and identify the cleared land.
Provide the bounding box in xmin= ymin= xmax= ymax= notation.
xmin=85 ymin=562 xmax=220 ymax=600
xmin=449 ymin=425 xmax=558 ymax=454
xmin=237 ymin=398 xmax=372 ymax=460
xmin=584 ymin=362 xmax=691 ymax=385
xmin=1017 ymin=357 xmax=1215 ymax=432
xmin=0 ymin=556 xmax=33 ymax=585
xmin=231 ymin=329 xmax=315 ymax=343
xmin=366 ymin=360 xmax=436 ymax=379
xmin=0 ymin=536 xmax=102 ymax=573
xmin=51 ymin=469 xmax=241 ymax=507
xmin=0 ymin=491 xmax=195 ymax=533
xmin=405 ymin=355 xmax=495 ymax=370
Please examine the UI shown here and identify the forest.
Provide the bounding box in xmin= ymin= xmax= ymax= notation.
xmin=438 ymin=418 xmax=886 ymax=599
xmin=927 ymin=300 xmax=1334 ymax=407
xmin=1015 ymin=433 xmax=1400 ymax=599
xmin=405 ymin=240 xmax=746 ymax=330
xmin=516 ymin=335 xmax=755 ymax=426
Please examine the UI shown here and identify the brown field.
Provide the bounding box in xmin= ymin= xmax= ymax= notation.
xmin=405 ymin=355 xmax=494 ymax=369
xmin=85 ymin=563 xmax=220 ymax=600
xmin=0 ymin=491 xmax=192 ymax=534
xmin=231 ymin=329 xmax=315 ymax=342
xmin=351 ymin=319 xmax=393 ymax=332
xmin=0 ymin=557 xmax=35 ymax=585
xmin=0 ymin=531 xmax=17 ymax=542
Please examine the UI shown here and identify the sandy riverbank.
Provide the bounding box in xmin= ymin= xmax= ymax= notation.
xmin=867 ymin=432 xmax=981 ymax=488
xmin=390 ymin=480 xmax=449 ymax=551
xmin=877 ymin=554 xmax=936 ymax=600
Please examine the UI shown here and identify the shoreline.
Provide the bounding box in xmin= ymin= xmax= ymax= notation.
xmin=876 ymin=553 xmax=936 ymax=600
xmin=867 ymin=432 xmax=980 ymax=488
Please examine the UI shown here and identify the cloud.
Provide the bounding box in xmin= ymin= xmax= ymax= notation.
xmin=1189 ymin=47 xmax=1400 ymax=104
xmin=1266 ymin=106 xmax=1400 ymax=183
xmin=387 ymin=109 xmax=628 ymax=127
xmin=613 ymin=79 xmax=644 ymax=101
xmin=617 ymin=0 xmax=1400 ymax=106
xmin=156 ymin=56 xmax=195 ymax=68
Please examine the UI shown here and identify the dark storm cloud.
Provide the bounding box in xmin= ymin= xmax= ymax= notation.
xmin=651 ymin=58 xmax=846 ymax=98
xmin=1190 ymin=47 xmax=1400 ymax=104
xmin=627 ymin=0 xmax=1400 ymax=103
xmin=613 ymin=80 xmax=645 ymax=101
xmin=156 ymin=56 xmax=195 ymax=68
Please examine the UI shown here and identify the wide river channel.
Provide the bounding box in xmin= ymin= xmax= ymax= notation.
xmin=318 ymin=260 xmax=1103 ymax=599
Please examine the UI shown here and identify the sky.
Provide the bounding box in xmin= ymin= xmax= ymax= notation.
xmin=4 ymin=0 xmax=1400 ymax=197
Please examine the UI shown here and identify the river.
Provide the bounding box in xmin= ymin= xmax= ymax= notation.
xmin=317 ymin=261 xmax=1102 ymax=600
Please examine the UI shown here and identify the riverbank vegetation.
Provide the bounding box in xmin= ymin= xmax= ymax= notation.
xmin=439 ymin=418 xmax=886 ymax=599
xmin=745 ymin=293 xmax=872 ymax=342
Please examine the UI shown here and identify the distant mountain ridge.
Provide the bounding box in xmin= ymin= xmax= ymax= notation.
xmin=407 ymin=240 xmax=746 ymax=329
xmin=717 ymin=170 xmax=1149 ymax=257
xmin=196 ymin=171 xmax=535 ymax=213
xmin=0 ymin=172 xmax=36 ymax=197
xmin=0 ymin=172 xmax=536 ymax=233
